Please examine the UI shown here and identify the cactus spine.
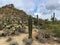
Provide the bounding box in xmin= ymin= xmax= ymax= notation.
xmin=28 ymin=15 xmax=32 ymax=39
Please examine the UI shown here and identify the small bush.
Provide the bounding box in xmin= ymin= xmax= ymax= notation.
xmin=54 ymin=38 xmax=60 ymax=43
xmin=3 ymin=29 xmax=11 ymax=36
xmin=9 ymin=40 xmax=19 ymax=45
xmin=53 ymin=29 xmax=60 ymax=38
xmin=6 ymin=37 xmax=12 ymax=42
xmin=0 ymin=20 xmax=4 ymax=30
xmin=35 ymin=34 xmax=46 ymax=43
xmin=20 ymin=28 xmax=25 ymax=33
xmin=23 ymin=38 xmax=32 ymax=45
xmin=14 ymin=31 xmax=20 ymax=35
xmin=16 ymin=26 xmax=25 ymax=33
xmin=35 ymin=30 xmax=53 ymax=43
xmin=0 ymin=32 xmax=6 ymax=37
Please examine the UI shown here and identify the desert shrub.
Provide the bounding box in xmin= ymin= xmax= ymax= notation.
xmin=2 ymin=15 xmax=12 ymax=25
xmin=16 ymin=26 xmax=25 ymax=33
xmin=35 ymin=34 xmax=46 ymax=43
xmin=10 ymin=25 xmax=25 ymax=35
xmin=20 ymin=28 xmax=25 ymax=33
xmin=44 ymin=33 xmax=51 ymax=38
xmin=0 ymin=32 xmax=6 ymax=37
xmin=23 ymin=38 xmax=32 ymax=45
xmin=53 ymin=29 xmax=60 ymax=38
xmin=3 ymin=28 xmax=11 ymax=36
xmin=9 ymin=27 xmax=18 ymax=35
xmin=6 ymin=37 xmax=12 ymax=42
xmin=2 ymin=24 xmax=26 ymax=36
xmin=35 ymin=30 xmax=54 ymax=43
xmin=3 ymin=25 xmax=14 ymax=36
xmin=9 ymin=40 xmax=19 ymax=45
xmin=14 ymin=30 xmax=20 ymax=35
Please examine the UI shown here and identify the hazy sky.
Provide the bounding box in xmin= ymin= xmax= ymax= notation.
xmin=0 ymin=0 xmax=60 ymax=20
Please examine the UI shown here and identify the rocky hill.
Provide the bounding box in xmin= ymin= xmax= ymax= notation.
xmin=0 ymin=4 xmax=28 ymax=19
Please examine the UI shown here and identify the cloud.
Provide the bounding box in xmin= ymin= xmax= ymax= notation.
xmin=34 ymin=13 xmax=51 ymax=20
xmin=46 ymin=2 xmax=60 ymax=10
xmin=34 ymin=0 xmax=60 ymax=20
xmin=0 ymin=0 xmax=36 ymax=15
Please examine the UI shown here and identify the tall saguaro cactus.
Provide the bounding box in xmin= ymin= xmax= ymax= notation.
xmin=52 ymin=13 xmax=55 ymax=22
xmin=28 ymin=15 xmax=32 ymax=39
xmin=51 ymin=12 xmax=56 ymax=24
xmin=37 ymin=15 xmax=39 ymax=26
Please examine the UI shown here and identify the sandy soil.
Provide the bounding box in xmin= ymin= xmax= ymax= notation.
xmin=0 ymin=27 xmax=60 ymax=45
xmin=0 ymin=33 xmax=60 ymax=45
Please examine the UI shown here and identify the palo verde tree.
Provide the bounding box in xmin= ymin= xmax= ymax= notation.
xmin=28 ymin=15 xmax=32 ymax=39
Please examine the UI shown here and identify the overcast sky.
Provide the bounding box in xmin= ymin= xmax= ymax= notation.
xmin=0 ymin=0 xmax=60 ymax=20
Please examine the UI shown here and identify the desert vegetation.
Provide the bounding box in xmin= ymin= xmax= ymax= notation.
xmin=0 ymin=4 xmax=60 ymax=45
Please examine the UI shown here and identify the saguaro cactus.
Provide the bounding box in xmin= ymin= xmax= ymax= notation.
xmin=52 ymin=13 xmax=55 ymax=22
xmin=51 ymin=12 xmax=56 ymax=24
xmin=37 ymin=15 xmax=39 ymax=26
xmin=28 ymin=15 xmax=32 ymax=39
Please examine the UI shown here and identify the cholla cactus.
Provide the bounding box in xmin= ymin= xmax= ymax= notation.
xmin=28 ymin=15 xmax=32 ymax=39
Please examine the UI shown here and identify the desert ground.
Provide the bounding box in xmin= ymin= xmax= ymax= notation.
xmin=0 ymin=28 xmax=60 ymax=45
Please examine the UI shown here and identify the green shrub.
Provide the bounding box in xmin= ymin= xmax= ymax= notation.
xmin=53 ymin=29 xmax=60 ymax=37
xmin=3 ymin=28 xmax=11 ymax=36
